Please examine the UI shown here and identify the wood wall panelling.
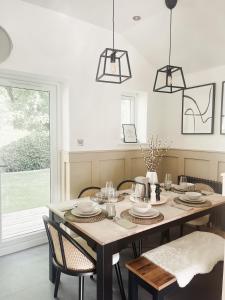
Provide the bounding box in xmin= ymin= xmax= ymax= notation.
xmin=61 ymin=149 xmax=225 ymax=201
xmin=184 ymin=158 xmax=210 ymax=179
xmin=99 ymin=159 xmax=125 ymax=187
xmin=69 ymin=161 xmax=92 ymax=199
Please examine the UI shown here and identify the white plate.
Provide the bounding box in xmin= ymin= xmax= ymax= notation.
xmin=130 ymin=208 xmax=159 ymax=217
xmin=129 ymin=209 xmax=160 ymax=219
xmin=129 ymin=195 xmax=142 ymax=202
xmin=71 ymin=207 xmax=101 ymax=218
xmin=179 ymin=195 xmax=206 ymax=203
xmin=150 ymin=198 xmax=168 ymax=206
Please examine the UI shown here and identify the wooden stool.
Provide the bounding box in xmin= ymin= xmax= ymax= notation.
xmin=126 ymin=256 xmax=177 ymax=300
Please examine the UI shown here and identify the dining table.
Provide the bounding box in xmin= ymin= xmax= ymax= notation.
xmin=48 ymin=190 xmax=225 ymax=300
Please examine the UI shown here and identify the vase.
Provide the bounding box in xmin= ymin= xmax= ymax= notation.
xmin=146 ymin=171 xmax=158 ymax=184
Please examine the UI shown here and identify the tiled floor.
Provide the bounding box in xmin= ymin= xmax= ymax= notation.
xmin=0 ymin=230 xmax=223 ymax=300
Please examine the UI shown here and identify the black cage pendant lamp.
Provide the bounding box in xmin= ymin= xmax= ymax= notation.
xmin=96 ymin=0 xmax=132 ymax=84
xmin=153 ymin=0 xmax=186 ymax=93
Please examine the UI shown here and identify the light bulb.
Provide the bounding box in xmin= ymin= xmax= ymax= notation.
xmin=111 ymin=62 xmax=117 ymax=74
xmin=167 ymin=73 xmax=172 ymax=86
xmin=110 ymin=51 xmax=117 ymax=74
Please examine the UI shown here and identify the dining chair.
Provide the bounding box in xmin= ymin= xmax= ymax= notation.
xmin=43 ymin=216 xmax=126 ymax=300
xmin=43 ymin=215 xmax=95 ymax=299
xmin=78 ymin=186 xmax=101 ymax=198
xmin=180 ymin=183 xmax=214 ymax=236
xmin=117 ymin=179 xmax=146 ymax=196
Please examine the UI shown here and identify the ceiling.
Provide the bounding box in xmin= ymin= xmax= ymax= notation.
xmin=21 ymin=0 xmax=225 ymax=73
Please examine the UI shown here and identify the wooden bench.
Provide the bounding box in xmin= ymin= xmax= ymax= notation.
xmin=126 ymin=229 xmax=225 ymax=300
xmin=126 ymin=256 xmax=177 ymax=300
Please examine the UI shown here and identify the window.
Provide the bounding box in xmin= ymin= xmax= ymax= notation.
xmin=0 ymin=72 xmax=59 ymax=255
xmin=121 ymin=91 xmax=148 ymax=143
xmin=121 ymin=94 xmax=135 ymax=124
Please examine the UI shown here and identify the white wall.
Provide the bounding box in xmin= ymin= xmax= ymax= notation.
xmin=0 ymin=0 xmax=163 ymax=151
xmin=159 ymin=65 xmax=225 ymax=151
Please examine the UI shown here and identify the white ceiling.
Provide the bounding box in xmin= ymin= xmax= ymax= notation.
xmin=22 ymin=0 xmax=225 ymax=73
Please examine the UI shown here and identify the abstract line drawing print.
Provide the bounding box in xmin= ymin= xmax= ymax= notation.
xmin=182 ymin=84 xmax=215 ymax=134
xmin=221 ymin=81 xmax=225 ymax=134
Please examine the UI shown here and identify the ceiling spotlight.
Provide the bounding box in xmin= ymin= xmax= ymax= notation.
xmin=133 ymin=16 xmax=141 ymax=21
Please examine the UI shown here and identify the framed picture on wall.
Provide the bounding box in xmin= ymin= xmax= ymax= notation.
xmin=181 ymin=83 xmax=215 ymax=134
xmin=122 ymin=124 xmax=137 ymax=143
xmin=221 ymin=81 xmax=225 ymax=134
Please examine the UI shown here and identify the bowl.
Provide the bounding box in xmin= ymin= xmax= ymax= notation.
xmin=77 ymin=201 xmax=96 ymax=213
xmin=185 ymin=192 xmax=201 ymax=200
xmin=132 ymin=203 xmax=151 ymax=214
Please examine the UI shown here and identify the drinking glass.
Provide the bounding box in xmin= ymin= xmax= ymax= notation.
xmin=106 ymin=181 xmax=113 ymax=190
xmin=179 ymin=176 xmax=188 ymax=189
xmin=164 ymin=173 xmax=172 ymax=191
xmin=108 ymin=189 xmax=117 ymax=203
xmin=106 ymin=203 xmax=116 ymax=219
xmin=131 ymin=183 xmax=139 ymax=202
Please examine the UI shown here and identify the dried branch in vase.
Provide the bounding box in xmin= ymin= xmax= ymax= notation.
xmin=140 ymin=136 xmax=171 ymax=172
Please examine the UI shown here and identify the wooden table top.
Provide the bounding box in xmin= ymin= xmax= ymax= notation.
xmin=48 ymin=192 xmax=225 ymax=246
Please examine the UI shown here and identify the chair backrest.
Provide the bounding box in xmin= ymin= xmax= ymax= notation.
xmin=194 ymin=183 xmax=214 ymax=193
xmin=78 ymin=186 xmax=101 ymax=198
xmin=117 ymin=179 xmax=146 ymax=197
xmin=43 ymin=216 xmax=95 ymax=272
xmin=178 ymin=175 xmax=222 ymax=194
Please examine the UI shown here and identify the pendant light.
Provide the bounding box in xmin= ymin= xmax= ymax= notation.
xmin=153 ymin=0 xmax=186 ymax=93
xmin=0 ymin=26 xmax=13 ymax=63
xmin=96 ymin=0 xmax=132 ymax=84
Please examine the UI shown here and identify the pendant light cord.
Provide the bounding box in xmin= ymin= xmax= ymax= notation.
xmin=112 ymin=0 xmax=115 ymax=49
xmin=169 ymin=9 xmax=172 ymax=66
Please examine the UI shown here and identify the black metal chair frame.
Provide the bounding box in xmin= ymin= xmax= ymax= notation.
xmin=43 ymin=214 xmax=126 ymax=300
xmin=177 ymin=176 xmax=221 ymax=236
xmin=78 ymin=186 xmax=101 ymax=198
xmin=117 ymin=179 xmax=146 ymax=197
xmin=43 ymin=216 xmax=96 ymax=299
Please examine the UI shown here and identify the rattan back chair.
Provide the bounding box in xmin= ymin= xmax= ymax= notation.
xmin=117 ymin=179 xmax=146 ymax=197
xmin=78 ymin=186 xmax=101 ymax=198
xmin=43 ymin=216 xmax=95 ymax=299
xmin=180 ymin=183 xmax=215 ymax=236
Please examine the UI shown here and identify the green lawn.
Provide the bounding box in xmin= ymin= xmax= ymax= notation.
xmin=1 ymin=169 xmax=50 ymax=213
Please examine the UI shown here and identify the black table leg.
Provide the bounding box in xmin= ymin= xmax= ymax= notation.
xmin=49 ymin=211 xmax=57 ymax=283
xmin=128 ymin=271 xmax=138 ymax=300
xmin=97 ymin=244 xmax=113 ymax=300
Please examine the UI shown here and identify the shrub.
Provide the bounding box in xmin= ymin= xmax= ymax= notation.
xmin=0 ymin=132 xmax=50 ymax=172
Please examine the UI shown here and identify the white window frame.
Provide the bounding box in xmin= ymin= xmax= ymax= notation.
xmin=0 ymin=70 xmax=61 ymax=256
xmin=121 ymin=94 xmax=136 ymax=139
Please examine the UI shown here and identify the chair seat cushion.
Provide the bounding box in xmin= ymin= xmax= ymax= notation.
xmin=186 ymin=215 xmax=210 ymax=226
xmin=75 ymin=237 xmax=120 ymax=265
xmin=143 ymin=231 xmax=224 ymax=288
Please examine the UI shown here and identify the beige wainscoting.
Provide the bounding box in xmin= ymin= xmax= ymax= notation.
xmin=61 ymin=148 xmax=225 ymax=201
xmin=159 ymin=148 xmax=225 ymax=184
xmin=61 ymin=149 xmax=146 ymax=200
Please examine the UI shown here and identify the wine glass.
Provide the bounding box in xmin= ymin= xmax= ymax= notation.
xmin=108 ymin=189 xmax=117 ymax=203
xmin=164 ymin=173 xmax=172 ymax=191
xmin=106 ymin=181 xmax=113 ymax=190
xmin=179 ymin=176 xmax=187 ymax=189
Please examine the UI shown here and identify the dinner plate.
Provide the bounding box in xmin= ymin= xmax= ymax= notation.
xmin=150 ymin=197 xmax=168 ymax=206
xmin=129 ymin=209 xmax=160 ymax=219
xmin=129 ymin=194 xmax=142 ymax=202
xmin=179 ymin=195 xmax=206 ymax=204
xmin=71 ymin=207 xmax=101 ymax=218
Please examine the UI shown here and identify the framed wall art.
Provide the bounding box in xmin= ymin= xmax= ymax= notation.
xmin=182 ymin=83 xmax=215 ymax=134
xmin=122 ymin=124 xmax=137 ymax=143
xmin=221 ymin=81 xmax=225 ymax=134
